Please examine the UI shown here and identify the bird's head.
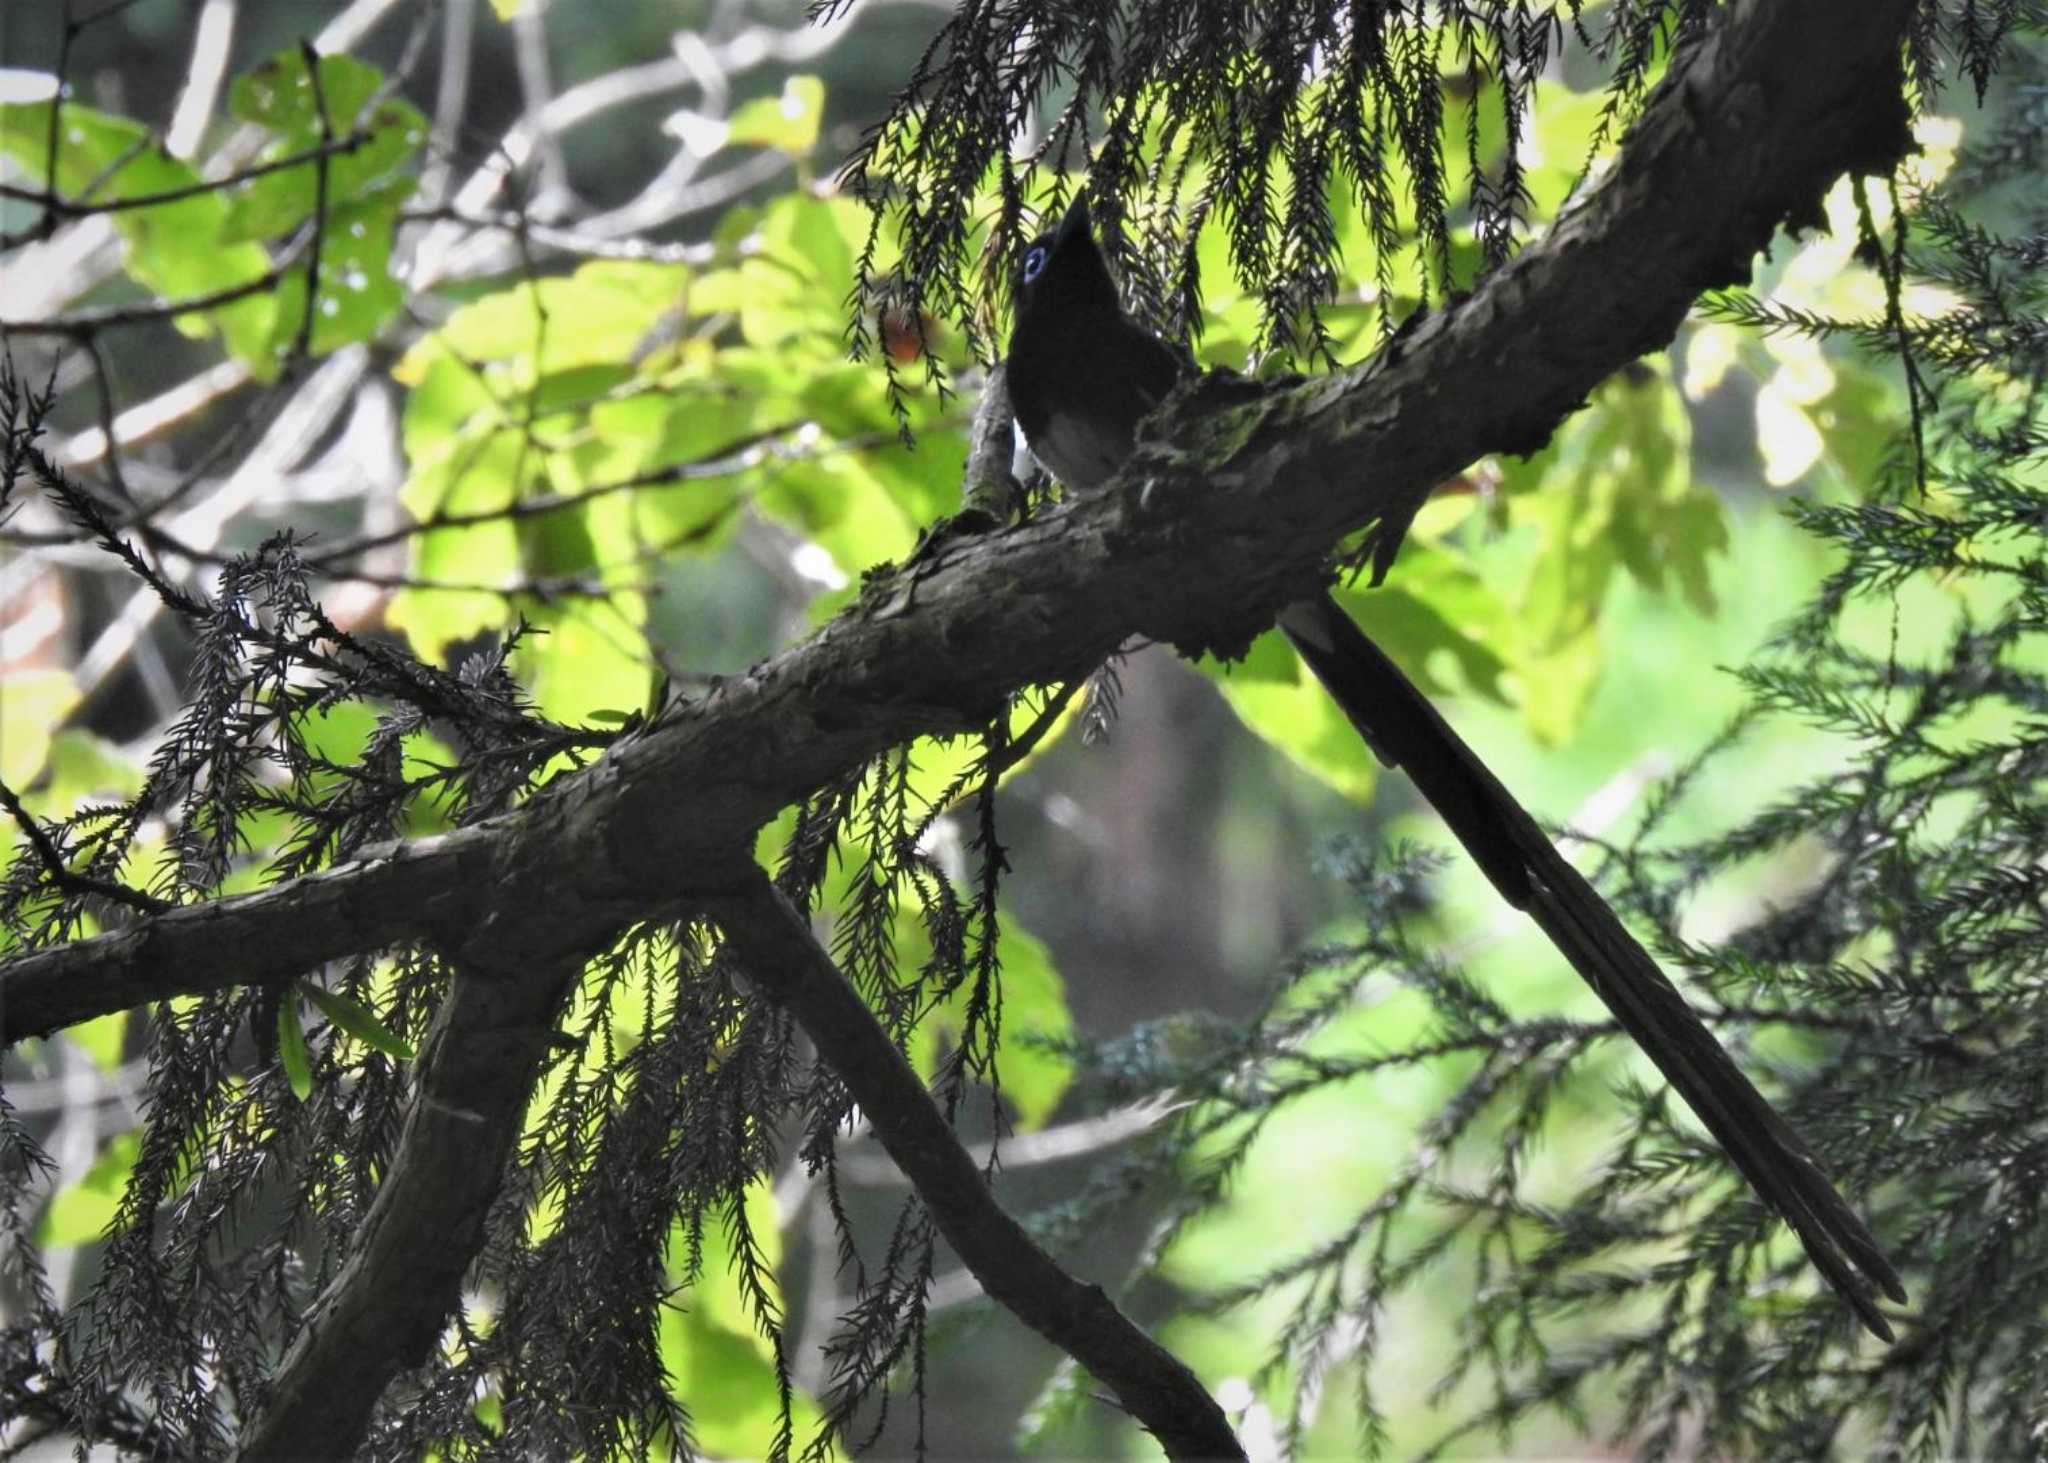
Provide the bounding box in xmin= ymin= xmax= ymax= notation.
xmin=1014 ymin=195 xmax=1122 ymax=328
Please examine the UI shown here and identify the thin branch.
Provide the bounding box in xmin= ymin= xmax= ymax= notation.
xmin=286 ymin=39 xmax=338 ymax=362
xmin=164 ymin=0 xmax=238 ymax=160
xmin=835 ymin=1096 xmax=1179 ymax=1185
xmin=0 ymin=239 xmax=308 ymax=337
xmin=704 ymin=869 xmax=1246 ymax=1461
xmin=0 ymin=778 xmax=172 ymax=916
xmin=0 ymin=131 xmax=381 ymax=218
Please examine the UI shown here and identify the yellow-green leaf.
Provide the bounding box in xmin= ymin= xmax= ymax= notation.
xmin=726 ymin=75 xmax=824 ymax=155
xmin=1 ymin=670 xmax=79 ymax=787
xmin=278 ymin=991 xmax=315 ymax=1100
xmin=38 ymin=1132 xmax=140 ymax=1246
xmin=66 ymin=1010 xmax=129 ymax=1074
xmin=303 ymin=983 xmax=415 ymax=1061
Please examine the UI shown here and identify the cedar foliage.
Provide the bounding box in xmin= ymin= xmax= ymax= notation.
xmin=1003 ymin=16 xmax=2048 ymax=1457
xmin=837 ymin=0 xmax=2025 ymax=398
xmin=0 ymin=2 xmax=2042 ymax=1458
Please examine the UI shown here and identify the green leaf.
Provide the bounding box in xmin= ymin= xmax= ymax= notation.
xmin=1809 ymin=358 xmax=1905 ymax=494
xmin=1212 ymin=650 xmax=1381 ymax=802
xmin=403 ymin=260 xmax=688 ymax=380
xmin=711 ymin=201 xmax=763 ymax=253
xmin=516 ymin=494 xmax=601 ymax=578
xmin=44 ymin=730 xmax=145 ymax=811
xmin=1 ymin=670 xmax=79 ymax=786
xmin=658 ymin=1184 xmax=826 ymax=1456
xmin=66 ymin=1010 xmax=129 ymax=1074
xmin=797 ymin=361 xmax=896 ymax=438
xmin=755 ymin=191 xmax=862 ymax=308
xmin=1521 ymin=86 xmax=1611 ymax=217
xmin=222 ymin=52 xmax=426 ymax=241
xmin=278 ymin=990 xmax=315 ymax=1100
xmin=394 ymin=350 xmax=496 ymax=470
xmin=0 ymin=98 xmax=274 ymax=362
xmin=37 ymin=1132 xmax=140 ymax=1246
xmin=1505 ymin=362 xmax=1728 ymax=739
xmin=691 ymin=260 xmax=817 ymax=348
xmin=518 ymin=607 xmax=649 ymax=728
xmin=303 ymin=983 xmax=415 ymax=1061
xmin=1207 ymin=546 xmax=1516 ymax=794
xmin=756 ymin=454 xmax=919 ymax=579
xmin=407 ymin=427 xmax=520 ymax=529
xmin=1199 ymin=555 xmax=1512 ymax=803
xmin=870 ymin=693 xmax=1082 ymax=833
xmin=300 ymin=701 xmax=379 ymax=767
xmin=1331 ymin=542 xmax=1514 ymax=703
xmin=577 ymin=392 xmax=753 ymax=553
xmin=725 ymin=75 xmax=825 ymax=155
xmin=1514 ymin=622 xmax=1605 ymax=748
xmin=260 ymin=178 xmax=413 ymax=358
xmin=387 ymin=581 xmax=514 ymax=667
xmin=389 ymin=428 xmax=527 ymax=660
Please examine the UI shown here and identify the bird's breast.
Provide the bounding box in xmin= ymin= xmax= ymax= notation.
xmin=1021 ymin=410 xmax=1132 ymax=493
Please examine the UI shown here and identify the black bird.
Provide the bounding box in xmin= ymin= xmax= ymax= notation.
xmin=1005 ymin=194 xmax=1905 ymax=1339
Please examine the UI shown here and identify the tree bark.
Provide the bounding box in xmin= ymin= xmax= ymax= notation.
xmin=0 ymin=0 xmax=1912 ymax=1049
xmin=0 ymin=3 xmax=1916 ymax=1458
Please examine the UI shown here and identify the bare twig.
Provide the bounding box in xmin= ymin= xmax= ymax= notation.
xmin=284 ymin=42 xmax=340 ymax=362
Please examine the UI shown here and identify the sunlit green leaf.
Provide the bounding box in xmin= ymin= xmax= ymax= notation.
xmin=0 ymin=670 xmax=78 ymax=787
xmin=1514 ymin=621 xmax=1604 ymax=748
xmin=408 ymin=261 xmax=689 ymax=379
xmin=278 ymin=991 xmax=315 ymax=1100
xmin=260 ymin=177 xmax=413 ymax=357
xmin=1521 ymin=86 xmax=1611 ymax=217
xmin=658 ymin=1183 xmax=827 ymax=1457
xmin=222 ymin=50 xmax=426 ymax=241
xmin=1213 ymin=652 xmax=1381 ymax=802
xmin=1807 ymin=358 xmax=1904 ymax=494
xmin=725 ymin=75 xmax=825 ymax=155
xmin=303 ymin=982 xmax=415 ymax=1061
xmin=518 ymin=607 xmax=648 ymax=728
xmin=1503 ymin=362 xmax=1728 ymax=739
xmin=37 ymin=1132 xmax=140 ymax=1246
xmin=0 ymin=98 xmax=274 ymax=361
xmin=1201 ymin=546 xmax=1513 ymax=802
xmin=394 ymin=349 xmax=497 ymax=468
xmin=914 ymin=912 xmax=1075 ymax=1129
xmin=1333 ymin=542 xmax=1514 ymax=703
xmin=66 ymin=1010 xmax=128 ymax=1074
xmin=757 ymin=454 xmax=920 ymax=579
xmin=300 ymin=701 xmax=379 ymax=767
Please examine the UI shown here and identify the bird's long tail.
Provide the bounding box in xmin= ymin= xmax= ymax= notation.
xmin=1279 ymin=593 xmax=1905 ymax=1339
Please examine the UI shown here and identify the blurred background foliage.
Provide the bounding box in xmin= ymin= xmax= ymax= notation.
xmin=0 ymin=1 xmax=2022 ymax=1457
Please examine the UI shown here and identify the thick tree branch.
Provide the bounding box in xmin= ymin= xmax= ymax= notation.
xmin=1 ymin=824 xmax=501 ymax=1042
xmin=0 ymin=0 xmax=1913 ymax=1049
xmin=235 ymin=948 xmax=592 ymax=1463
xmin=5 ymin=3 xmax=1915 ymax=1454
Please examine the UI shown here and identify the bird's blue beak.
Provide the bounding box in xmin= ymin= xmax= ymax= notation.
xmin=1053 ymin=194 xmax=1092 ymax=251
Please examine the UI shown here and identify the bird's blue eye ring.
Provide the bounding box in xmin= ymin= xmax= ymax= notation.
xmin=1022 ymin=244 xmax=1049 ymax=283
